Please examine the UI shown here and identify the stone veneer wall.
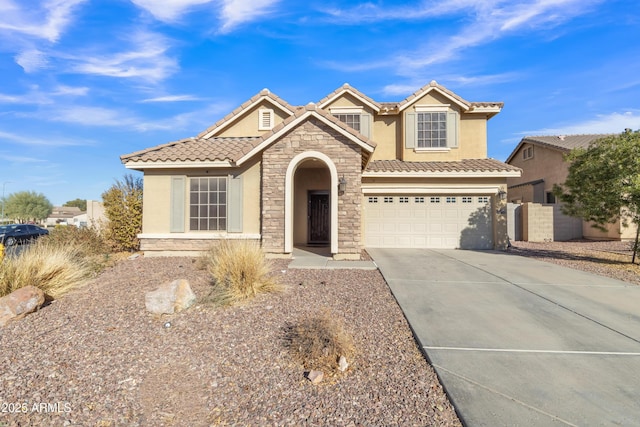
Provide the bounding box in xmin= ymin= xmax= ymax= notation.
xmin=261 ymin=118 xmax=363 ymax=255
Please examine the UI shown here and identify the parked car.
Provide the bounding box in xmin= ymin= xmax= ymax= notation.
xmin=0 ymin=224 xmax=49 ymax=246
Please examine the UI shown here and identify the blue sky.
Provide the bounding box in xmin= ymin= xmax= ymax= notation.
xmin=1 ymin=0 xmax=639 ymax=206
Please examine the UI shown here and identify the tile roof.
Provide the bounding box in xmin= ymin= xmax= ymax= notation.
xmin=120 ymin=136 xmax=262 ymax=163
xmin=365 ymin=159 xmax=521 ymax=174
xmin=505 ymin=134 xmax=612 ymax=164
xmin=397 ymin=80 xmax=472 ymax=111
xmin=521 ymin=134 xmax=611 ymax=151
xmin=121 ymin=104 xmax=376 ymax=166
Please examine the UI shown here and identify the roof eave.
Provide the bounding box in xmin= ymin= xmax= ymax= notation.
xmin=123 ymin=160 xmax=235 ymax=170
xmin=362 ymin=170 xmax=522 ymax=178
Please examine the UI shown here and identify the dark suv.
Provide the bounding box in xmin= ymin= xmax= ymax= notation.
xmin=0 ymin=224 xmax=49 ymax=246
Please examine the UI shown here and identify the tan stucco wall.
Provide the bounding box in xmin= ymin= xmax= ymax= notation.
xmin=293 ymin=165 xmax=331 ymax=244
xmin=141 ymin=159 xmax=261 ymax=235
xmin=370 ymin=115 xmax=400 ymax=161
xmin=507 ymin=144 xmax=568 ymax=203
xmin=216 ymin=100 xmax=290 ymax=137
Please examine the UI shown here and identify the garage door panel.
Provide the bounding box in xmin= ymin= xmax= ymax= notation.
xmin=365 ymin=195 xmax=493 ymax=249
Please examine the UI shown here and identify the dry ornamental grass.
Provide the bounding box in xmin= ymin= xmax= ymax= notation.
xmin=286 ymin=308 xmax=356 ymax=376
xmin=201 ymin=240 xmax=281 ymax=306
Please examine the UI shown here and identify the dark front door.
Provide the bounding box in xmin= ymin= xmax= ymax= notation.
xmin=308 ymin=191 xmax=330 ymax=245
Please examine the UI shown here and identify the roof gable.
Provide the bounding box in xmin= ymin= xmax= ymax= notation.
xmin=317 ymin=83 xmax=381 ymax=112
xmin=237 ymin=103 xmax=376 ymax=166
xmin=198 ymin=89 xmax=295 ymax=139
xmin=505 ymin=134 xmax=611 ymax=163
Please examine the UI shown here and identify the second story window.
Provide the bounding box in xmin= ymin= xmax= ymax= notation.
xmin=334 ymin=113 xmax=361 ymax=132
xmin=417 ymin=112 xmax=447 ymax=148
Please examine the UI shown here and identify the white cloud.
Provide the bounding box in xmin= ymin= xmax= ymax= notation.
xmin=67 ymin=31 xmax=178 ymax=82
xmin=130 ymin=0 xmax=281 ymax=33
xmin=52 ymin=85 xmax=89 ymax=96
xmin=522 ymin=111 xmax=640 ymax=136
xmin=325 ymin=0 xmax=603 ymax=72
xmin=14 ymin=48 xmax=49 ymax=72
xmin=0 ymin=0 xmax=87 ymax=42
xmin=45 ymin=106 xmax=139 ymax=128
xmin=219 ymin=0 xmax=281 ymax=33
xmin=130 ymin=0 xmax=212 ymax=22
xmin=0 ymin=153 xmax=47 ymax=163
xmin=0 ymin=130 xmax=91 ymax=147
xmin=381 ymin=72 xmax=519 ymax=97
xmin=140 ymin=95 xmax=201 ymax=103
xmin=136 ymin=102 xmax=233 ymax=131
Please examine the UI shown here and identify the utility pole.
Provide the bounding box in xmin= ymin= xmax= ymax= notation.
xmin=1 ymin=181 xmax=11 ymax=224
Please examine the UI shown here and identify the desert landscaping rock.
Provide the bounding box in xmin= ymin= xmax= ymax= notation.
xmin=0 ymin=286 xmax=45 ymax=327
xmin=145 ymin=278 xmax=197 ymax=315
xmin=338 ymin=355 xmax=349 ymax=372
xmin=0 ymin=257 xmax=460 ymax=426
xmin=307 ymin=370 xmax=324 ymax=384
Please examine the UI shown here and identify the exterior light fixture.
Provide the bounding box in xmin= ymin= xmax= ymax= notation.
xmin=338 ymin=177 xmax=347 ymax=194
xmin=497 ymin=189 xmax=507 ymax=201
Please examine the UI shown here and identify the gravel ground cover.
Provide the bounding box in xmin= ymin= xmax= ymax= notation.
xmin=0 ymin=256 xmax=460 ymax=426
xmin=508 ymin=240 xmax=640 ymax=285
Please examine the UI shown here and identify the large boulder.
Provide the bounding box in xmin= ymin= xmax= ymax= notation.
xmin=145 ymin=279 xmax=197 ymax=315
xmin=0 ymin=286 xmax=46 ymax=327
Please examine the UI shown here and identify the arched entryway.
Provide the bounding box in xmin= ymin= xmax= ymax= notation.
xmin=284 ymin=151 xmax=338 ymax=254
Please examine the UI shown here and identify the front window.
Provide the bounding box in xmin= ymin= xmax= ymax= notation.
xmin=190 ymin=177 xmax=227 ymax=231
xmin=334 ymin=113 xmax=360 ymax=132
xmin=417 ymin=112 xmax=447 ymax=148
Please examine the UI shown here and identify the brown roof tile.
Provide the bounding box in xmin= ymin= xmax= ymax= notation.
xmin=522 ymin=134 xmax=611 ymax=151
xmin=120 ymin=136 xmax=262 ymax=163
xmin=397 ymin=80 xmax=472 ymax=110
xmin=365 ymin=159 xmax=521 ymax=174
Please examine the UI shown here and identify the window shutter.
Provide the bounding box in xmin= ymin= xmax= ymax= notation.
xmin=170 ymin=176 xmax=185 ymax=233
xmin=405 ymin=113 xmax=416 ymax=149
xmin=360 ymin=113 xmax=371 ymax=139
xmin=447 ymin=111 xmax=459 ymax=148
xmin=227 ymin=174 xmax=243 ymax=233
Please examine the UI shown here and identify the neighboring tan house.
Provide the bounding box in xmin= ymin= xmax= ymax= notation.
xmin=44 ymin=206 xmax=83 ymax=227
xmin=121 ymin=81 xmax=521 ymax=257
xmin=506 ymin=134 xmax=637 ymax=240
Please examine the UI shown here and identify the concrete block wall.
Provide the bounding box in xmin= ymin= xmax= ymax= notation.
xmin=522 ymin=202 xmax=553 ymax=242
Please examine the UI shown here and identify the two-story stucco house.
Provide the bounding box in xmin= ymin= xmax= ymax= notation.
xmin=506 ymin=134 xmax=637 ymax=240
xmin=121 ymin=81 xmax=521 ymax=257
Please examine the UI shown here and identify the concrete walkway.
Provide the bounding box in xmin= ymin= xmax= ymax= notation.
xmin=368 ymin=248 xmax=640 ymax=426
xmin=287 ymin=247 xmax=377 ymax=269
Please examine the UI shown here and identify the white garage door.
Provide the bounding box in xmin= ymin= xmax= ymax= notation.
xmin=364 ymin=195 xmax=493 ymax=249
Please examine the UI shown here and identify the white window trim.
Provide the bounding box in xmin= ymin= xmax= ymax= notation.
xmin=415 ymin=147 xmax=451 ymax=152
xmin=329 ymin=106 xmax=363 ymax=114
xmin=415 ymin=104 xmax=450 ymax=112
xmin=258 ymin=108 xmax=274 ymax=131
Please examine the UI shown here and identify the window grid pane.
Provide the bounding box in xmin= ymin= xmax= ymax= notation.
xmin=417 ymin=112 xmax=447 ymax=148
xmin=189 ymin=177 xmax=227 ymax=231
xmin=334 ymin=114 xmax=361 ymax=132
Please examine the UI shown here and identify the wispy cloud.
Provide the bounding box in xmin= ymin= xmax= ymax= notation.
xmin=130 ymin=0 xmax=281 ymax=33
xmin=0 ymin=130 xmax=92 ymax=147
xmin=44 ymin=106 xmax=139 ymax=128
xmin=0 ymin=153 xmax=48 ymax=163
xmin=139 ymin=95 xmax=201 ymax=103
xmin=130 ymin=0 xmax=212 ymax=22
xmin=324 ymin=0 xmax=603 ymax=73
xmin=381 ymin=72 xmax=519 ymax=96
xmin=136 ymin=103 xmax=234 ymax=131
xmin=66 ymin=31 xmax=178 ymax=82
xmin=521 ymin=111 xmax=640 ymax=136
xmin=219 ymin=0 xmax=281 ymax=33
xmin=0 ymin=0 xmax=87 ymax=42
xmin=0 ymin=84 xmax=89 ymax=105
xmin=14 ymin=48 xmax=49 ymax=72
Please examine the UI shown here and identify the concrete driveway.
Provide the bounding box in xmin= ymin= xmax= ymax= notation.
xmin=368 ymin=248 xmax=640 ymax=426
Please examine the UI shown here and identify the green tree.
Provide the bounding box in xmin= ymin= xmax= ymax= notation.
xmin=553 ymin=130 xmax=640 ymax=263
xmin=102 ymin=174 xmax=143 ymax=252
xmin=4 ymin=191 xmax=53 ymax=223
xmin=64 ymin=198 xmax=87 ymax=211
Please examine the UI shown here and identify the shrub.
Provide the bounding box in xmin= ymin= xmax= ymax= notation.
xmin=0 ymin=240 xmax=93 ymax=298
xmin=102 ymin=174 xmax=143 ymax=252
xmin=202 ymin=240 xmax=280 ymax=306
xmin=286 ymin=309 xmax=355 ymax=375
xmin=44 ymin=225 xmax=109 ymax=256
